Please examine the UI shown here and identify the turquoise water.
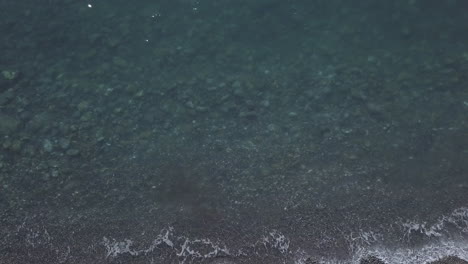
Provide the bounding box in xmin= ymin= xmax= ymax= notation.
xmin=1 ymin=1 xmax=468 ymax=263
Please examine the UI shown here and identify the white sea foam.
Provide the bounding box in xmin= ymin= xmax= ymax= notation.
xmin=399 ymin=207 xmax=468 ymax=239
xmin=296 ymin=207 xmax=468 ymax=264
xmin=102 ymin=207 xmax=468 ymax=264
xmin=352 ymin=239 xmax=468 ymax=264
xmin=102 ymin=226 xmax=231 ymax=262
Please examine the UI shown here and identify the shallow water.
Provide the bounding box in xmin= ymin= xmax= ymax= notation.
xmin=0 ymin=0 xmax=467 ymax=263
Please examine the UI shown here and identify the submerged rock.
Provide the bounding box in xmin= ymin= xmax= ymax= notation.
xmin=1 ymin=70 xmax=19 ymax=80
xmin=0 ymin=70 xmax=20 ymax=92
xmin=43 ymin=139 xmax=53 ymax=152
xmin=0 ymin=113 xmax=19 ymax=135
xmin=0 ymin=89 xmax=14 ymax=105
xmin=66 ymin=149 xmax=80 ymax=156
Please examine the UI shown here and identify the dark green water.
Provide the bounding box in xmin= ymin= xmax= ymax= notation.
xmin=1 ymin=0 xmax=468 ymax=263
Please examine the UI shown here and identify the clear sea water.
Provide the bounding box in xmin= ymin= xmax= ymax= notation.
xmin=0 ymin=1 xmax=467 ymax=263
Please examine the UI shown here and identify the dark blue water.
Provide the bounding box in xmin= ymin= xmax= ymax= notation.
xmin=1 ymin=1 xmax=467 ymax=263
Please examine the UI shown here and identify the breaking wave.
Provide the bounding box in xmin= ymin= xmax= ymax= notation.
xmin=102 ymin=207 xmax=468 ymax=263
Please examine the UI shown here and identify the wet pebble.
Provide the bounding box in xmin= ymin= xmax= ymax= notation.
xmin=430 ymin=256 xmax=468 ymax=264
xmin=360 ymin=256 xmax=385 ymax=264
xmin=208 ymin=258 xmax=237 ymax=264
